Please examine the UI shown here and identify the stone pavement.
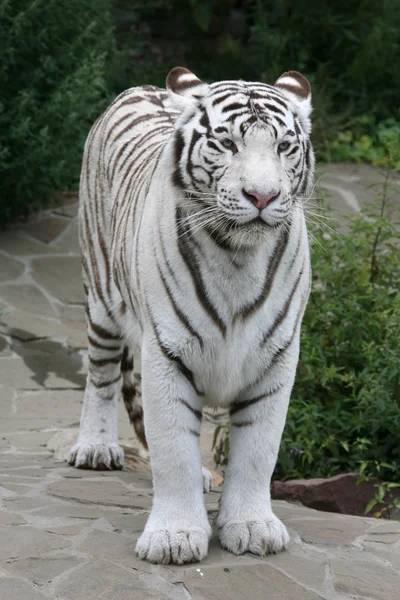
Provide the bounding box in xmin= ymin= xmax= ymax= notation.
xmin=0 ymin=165 xmax=399 ymax=599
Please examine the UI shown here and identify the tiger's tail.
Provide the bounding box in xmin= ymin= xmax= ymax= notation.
xmin=121 ymin=346 xmax=148 ymax=450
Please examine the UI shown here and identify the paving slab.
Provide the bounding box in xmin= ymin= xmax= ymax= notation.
xmin=26 ymin=216 xmax=70 ymax=244
xmin=31 ymin=255 xmax=85 ymax=304
xmin=0 ymin=578 xmax=50 ymax=600
xmin=0 ymin=284 xmax=56 ymax=317
xmin=0 ymin=253 xmax=25 ymax=282
xmin=0 ymin=166 xmax=399 ymax=599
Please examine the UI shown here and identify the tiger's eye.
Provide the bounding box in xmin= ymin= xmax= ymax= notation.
xmin=221 ymin=138 xmax=238 ymax=153
xmin=278 ymin=141 xmax=290 ymax=153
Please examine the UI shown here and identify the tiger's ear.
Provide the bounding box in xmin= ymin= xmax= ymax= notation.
xmin=166 ymin=67 xmax=209 ymax=111
xmin=274 ymin=71 xmax=312 ymax=134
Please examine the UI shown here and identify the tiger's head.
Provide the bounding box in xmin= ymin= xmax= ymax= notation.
xmin=167 ymin=67 xmax=314 ymax=248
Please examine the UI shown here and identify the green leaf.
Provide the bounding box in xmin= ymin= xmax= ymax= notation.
xmin=364 ymin=497 xmax=378 ymax=515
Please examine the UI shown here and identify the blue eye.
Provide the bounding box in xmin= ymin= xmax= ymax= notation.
xmin=278 ymin=141 xmax=290 ymax=152
xmin=221 ymin=138 xmax=238 ymax=153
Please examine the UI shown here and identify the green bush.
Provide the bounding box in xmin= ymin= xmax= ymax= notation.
xmin=110 ymin=1 xmax=400 ymax=161
xmin=0 ymin=0 xmax=114 ymax=223
xmin=329 ymin=118 xmax=400 ymax=170
xmin=213 ymin=176 xmax=400 ymax=484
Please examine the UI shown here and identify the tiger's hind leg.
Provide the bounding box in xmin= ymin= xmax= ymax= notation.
xmin=121 ymin=346 xmax=148 ymax=450
xmin=68 ymin=295 xmax=124 ymax=470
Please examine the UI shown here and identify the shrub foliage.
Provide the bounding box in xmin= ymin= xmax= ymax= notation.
xmin=0 ymin=0 xmax=114 ymax=222
xmin=111 ymin=0 xmax=400 ymax=162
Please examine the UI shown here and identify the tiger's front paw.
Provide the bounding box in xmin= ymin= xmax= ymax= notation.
xmin=136 ymin=525 xmax=210 ymax=564
xmin=67 ymin=442 xmax=124 ymax=470
xmin=218 ymin=513 xmax=289 ymax=556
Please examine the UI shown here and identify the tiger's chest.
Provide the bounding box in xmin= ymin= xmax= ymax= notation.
xmin=143 ymin=243 xmax=309 ymax=407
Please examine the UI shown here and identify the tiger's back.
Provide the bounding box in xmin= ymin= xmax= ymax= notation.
xmin=79 ymin=86 xmax=179 ymax=312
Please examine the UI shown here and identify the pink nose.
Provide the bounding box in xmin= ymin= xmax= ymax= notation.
xmin=244 ymin=189 xmax=280 ymax=210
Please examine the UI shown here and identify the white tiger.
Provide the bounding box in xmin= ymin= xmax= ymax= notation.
xmin=68 ymin=67 xmax=314 ymax=564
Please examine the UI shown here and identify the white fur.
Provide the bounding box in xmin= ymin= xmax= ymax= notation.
xmin=69 ymin=74 xmax=313 ymax=564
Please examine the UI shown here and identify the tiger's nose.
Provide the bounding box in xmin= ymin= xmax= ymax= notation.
xmin=243 ymin=189 xmax=280 ymax=210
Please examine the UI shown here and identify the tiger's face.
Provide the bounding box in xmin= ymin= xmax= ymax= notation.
xmin=168 ymin=68 xmax=314 ymax=248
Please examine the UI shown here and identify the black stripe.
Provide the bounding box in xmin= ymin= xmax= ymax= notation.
xmin=274 ymin=116 xmax=286 ymax=128
xmin=270 ymin=123 xmax=278 ymax=139
xmin=212 ymin=92 xmax=233 ymax=106
xmin=157 ymin=261 xmax=204 ymax=349
xmin=112 ymin=113 xmax=155 ymax=143
xmin=260 ymin=260 xmax=305 ymax=346
xmin=91 ymin=374 xmax=121 ymax=389
xmin=199 ymin=111 xmax=210 ymax=134
xmin=147 ymin=300 xmax=204 ymax=395
xmin=288 ymin=224 xmax=303 ymax=270
xmin=286 ymin=145 xmax=299 ymax=157
xmin=177 ymin=207 xmax=227 ymax=336
xmin=204 ymin=222 xmax=234 ymax=251
xmin=231 ymin=420 xmax=254 ymax=427
xmin=266 ymin=301 xmax=305 ymax=371
xmin=263 ymin=103 xmax=285 ymax=116
xmin=86 ymin=307 xmax=121 ymax=341
xmin=233 ymin=227 xmax=290 ymax=323
xmin=121 ymin=346 xmax=134 ymax=372
xmin=89 ymin=355 xmax=122 ymax=367
xmin=179 ymin=398 xmax=202 ymax=421
xmin=88 ymin=335 xmax=121 ymax=352
xmin=222 ymin=102 xmax=247 ymax=113
xmin=226 ymin=110 xmax=249 ymax=123
xmin=187 ymin=129 xmax=202 ymax=180
xmin=214 ymin=125 xmax=228 ymax=134
xmin=172 ymin=130 xmax=186 ymax=188
xmin=207 ymin=140 xmax=221 ymax=152
xmin=230 ymin=394 xmax=266 ymax=416
xmin=189 ymin=428 xmax=201 ymax=437
xmin=230 ymin=379 xmax=287 ymax=416
xmin=305 ymin=140 xmax=312 ymax=170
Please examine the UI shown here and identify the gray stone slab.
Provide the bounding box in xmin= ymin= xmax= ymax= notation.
xmin=285 ymin=513 xmax=371 ymax=545
xmin=53 ymin=559 xmax=189 ymax=600
xmin=103 ymin=512 xmax=148 ymax=535
xmin=46 ymin=478 xmax=154 ymax=510
xmin=0 ymin=284 xmax=56 ymax=317
xmin=0 ymin=233 xmax=65 ymax=256
xmin=0 ymin=254 xmax=24 ymax=283
xmin=53 ymin=203 xmax=79 ymax=218
xmin=5 ymin=555 xmax=81 ymax=585
xmin=0 ymin=510 xmax=26 ymax=524
xmin=0 ymin=334 xmax=11 ymax=357
xmin=170 ymin=562 xmax=325 ymax=600
xmin=0 ymin=525 xmax=72 ymax=559
xmin=32 ymin=504 xmax=111 ymax=520
xmin=261 ymin=544 xmax=329 ymax=594
xmin=0 ymin=356 xmax=45 ymax=389
xmin=12 ymin=388 xmax=83 ymax=421
xmin=2 ymin=495 xmax=60 ymax=511
xmin=59 ymin=304 xmax=86 ymax=329
xmin=74 ymin=528 xmax=137 ymax=559
xmin=2 ymin=431 xmax=56 ymax=451
xmin=27 ymin=216 xmax=70 ymax=244
xmin=66 ymin=327 xmax=88 ymax=349
xmin=0 ymin=309 xmax=68 ymax=342
xmin=361 ymin=520 xmax=400 ymax=544
xmin=31 ymin=256 xmax=85 ymax=303
xmin=331 ymin=556 xmax=399 ymax=600
xmin=0 ymin=579 xmax=48 ymax=600
xmin=0 ymin=481 xmax=34 ymax=494
xmin=52 ymin=220 xmax=80 ymax=252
